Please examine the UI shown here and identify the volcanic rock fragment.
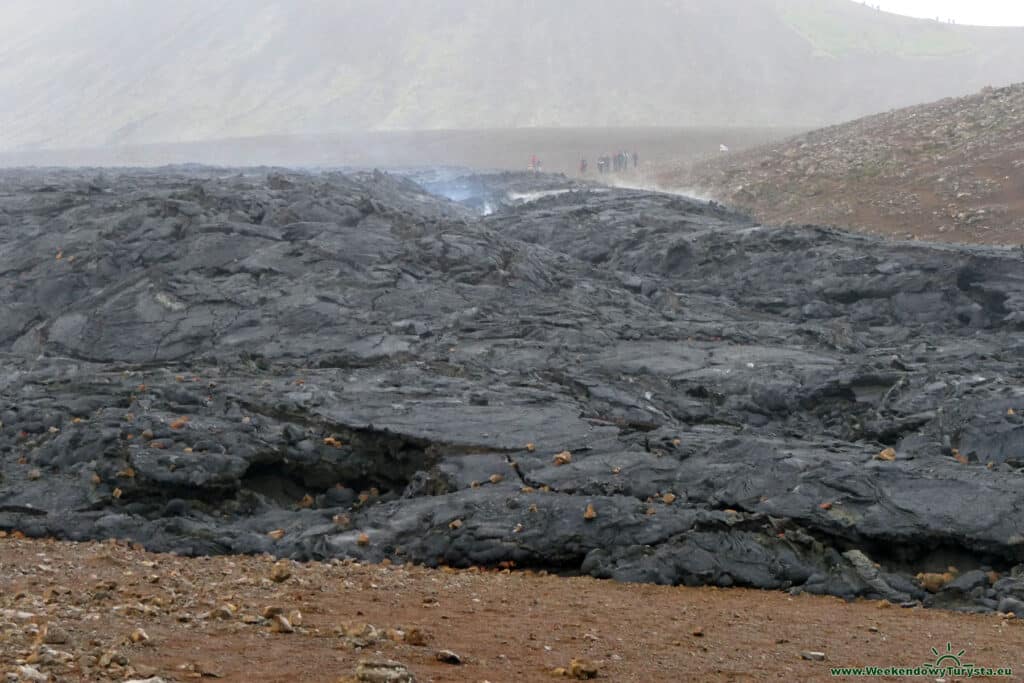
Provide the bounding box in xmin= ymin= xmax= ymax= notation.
xmin=353 ymin=658 xmax=416 ymax=682
xmin=435 ymin=649 xmax=462 ymax=665
xmin=875 ymin=448 xmax=896 ymax=461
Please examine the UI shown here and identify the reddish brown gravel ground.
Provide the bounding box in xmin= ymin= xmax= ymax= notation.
xmin=652 ymin=84 xmax=1024 ymax=247
xmin=2 ymin=536 xmax=1022 ymax=682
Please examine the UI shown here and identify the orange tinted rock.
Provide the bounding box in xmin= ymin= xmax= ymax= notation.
xmin=875 ymin=448 xmax=896 ymax=461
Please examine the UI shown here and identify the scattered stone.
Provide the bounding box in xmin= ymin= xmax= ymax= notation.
xmin=15 ymin=666 xmax=48 ymax=683
xmin=998 ymin=597 xmax=1024 ymax=615
xmin=353 ymin=658 xmax=416 ymax=683
xmin=129 ymin=627 xmax=150 ymax=643
xmin=270 ymin=560 xmax=292 ymax=583
xmin=42 ymin=626 xmax=68 ymax=644
xmin=435 ymin=649 xmax=462 ymax=665
xmin=404 ymin=628 xmax=429 ymax=646
xmin=270 ymin=614 xmax=294 ymax=634
xmin=208 ymin=605 xmax=236 ymax=620
xmin=875 ymin=448 xmax=896 ymax=462
xmin=338 ymin=622 xmax=383 ymax=647
xmin=176 ymin=663 xmax=222 ymax=679
xmin=583 ymin=504 xmax=597 ymax=521
xmin=800 ymin=651 xmax=826 ymax=661
xmin=568 ymin=658 xmax=599 ymax=679
xmin=98 ymin=650 xmax=129 ymax=668
xmin=553 ymin=451 xmax=572 ymax=466
xmin=916 ymin=568 xmax=959 ymax=593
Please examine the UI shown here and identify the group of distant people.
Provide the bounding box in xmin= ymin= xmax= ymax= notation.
xmin=581 ymin=150 xmax=638 ymax=176
xmin=527 ymin=144 xmax=731 ymax=177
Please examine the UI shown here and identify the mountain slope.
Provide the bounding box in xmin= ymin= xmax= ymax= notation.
xmin=657 ymin=82 xmax=1024 ymax=244
xmin=2 ymin=0 xmax=1024 ymax=151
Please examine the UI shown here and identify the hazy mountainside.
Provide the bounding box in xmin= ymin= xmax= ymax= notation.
xmin=3 ymin=0 xmax=1024 ymax=151
xmin=659 ymin=82 xmax=1024 ymax=244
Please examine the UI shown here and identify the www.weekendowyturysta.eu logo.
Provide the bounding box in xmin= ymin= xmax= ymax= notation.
xmin=930 ymin=642 xmax=968 ymax=668
xmin=828 ymin=642 xmax=1013 ymax=678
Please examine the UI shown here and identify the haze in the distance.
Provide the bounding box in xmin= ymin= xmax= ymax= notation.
xmin=2 ymin=0 xmax=1024 ymax=159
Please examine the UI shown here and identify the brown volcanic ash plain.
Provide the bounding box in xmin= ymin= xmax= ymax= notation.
xmin=659 ymin=83 xmax=1024 ymax=246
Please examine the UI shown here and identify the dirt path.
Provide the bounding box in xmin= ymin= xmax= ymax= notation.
xmin=2 ymin=536 xmax=1021 ymax=682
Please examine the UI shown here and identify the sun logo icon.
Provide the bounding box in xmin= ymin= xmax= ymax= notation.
xmin=929 ymin=642 xmax=972 ymax=669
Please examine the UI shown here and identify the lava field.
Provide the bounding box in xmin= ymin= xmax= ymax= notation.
xmin=2 ymin=167 xmax=1024 ymax=613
